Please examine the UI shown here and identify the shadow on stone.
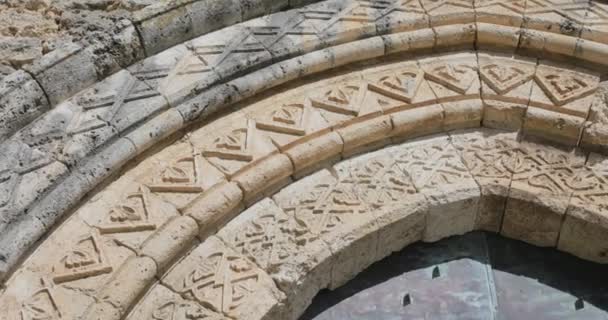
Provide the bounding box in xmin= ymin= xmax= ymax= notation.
xmin=301 ymin=232 xmax=608 ymax=320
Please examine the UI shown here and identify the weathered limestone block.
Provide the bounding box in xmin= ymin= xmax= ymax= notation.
xmin=333 ymin=149 xmax=428 ymax=261
xmin=523 ymin=106 xmax=585 ymax=146
xmin=79 ymin=179 xmax=181 ymax=251
xmin=502 ymin=141 xmax=586 ymax=247
xmin=0 ymin=216 xmax=128 ymax=319
xmin=184 ymin=182 xmax=244 ymax=237
xmin=580 ymin=0 xmax=608 ymax=44
xmin=232 ymin=154 xmax=294 ymax=205
xmin=83 ymin=19 xmax=146 ymax=79
xmin=184 ymin=21 xmax=273 ymax=85
xmin=475 ymin=0 xmax=525 ymax=27
xmin=136 ymin=141 xmax=226 ymax=210
xmin=217 ymin=198 xmax=333 ymax=320
xmin=0 ymin=70 xmax=49 ymax=140
xmin=478 ymin=53 xmax=536 ymax=130
xmin=273 ymin=169 xmax=379 ymax=289
xmin=476 ymin=23 xmax=520 ymax=51
xmin=390 ymin=104 xmax=444 ymax=142
xmin=162 ymin=236 xmax=286 ymax=319
xmin=420 ymin=0 xmax=475 ymax=26
xmin=581 ymin=83 xmax=608 ymax=152
xmin=374 ymin=0 xmax=429 ymax=34
xmin=382 ymin=28 xmax=436 ymax=55
xmin=125 ymin=108 xmax=185 ymax=153
xmin=420 ymin=52 xmax=482 ymax=130
xmin=133 ymin=0 xmax=242 ymax=56
xmin=522 ymin=0 xmax=588 ymax=38
xmin=22 ymin=42 xmax=97 ymax=106
xmin=336 ymin=115 xmax=393 ymax=157
xmin=252 ymin=10 xmax=323 ymax=59
xmin=311 ymin=0 xmax=376 ymax=45
xmin=391 ymin=134 xmax=480 ymax=242
xmin=362 ymin=60 xmax=438 ymax=113
xmin=0 ymin=140 xmax=67 ymax=230
xmin=283 ymin=131 xmax=344 ymax=177
xmin=126 ymin=284 xmax=228 ymax=320
xmin=140 ymin=216 xmax=199 ymax=272
xmin=558 ymin=153 xmax=608 ymax=263
xmin=434 ymin=23 xmax=477 ymax=51
xmin=192 ymin=113 xmax=278 ymax=178
xmin=451 ymin=129 xmax=518 ymax=232
xmin=523 ymin=62 xmax=599 ymax=145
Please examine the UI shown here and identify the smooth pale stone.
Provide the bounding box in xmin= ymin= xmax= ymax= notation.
xmin=184 ymin=182 xmax=244 ymax=237
xmin=139 ymin=216 xmax=199 ymax=272
xmin=232 ymin=153 xmax=294 ymax=205
xmin=283 ymin=131 xmax=344 ymax=176
xmin=162 ymin=236 xmax=286 ymax=319
xmin=217 ymin=198 xmax=333 ymax=320
xmin=95 ymin=256 xmax=158 ymax=315
xmin=523 ymin=107 xmax=584 ymax=146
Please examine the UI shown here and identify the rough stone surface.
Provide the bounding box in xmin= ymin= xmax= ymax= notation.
xmin=2 ymin=1 xmax=608 ymax=319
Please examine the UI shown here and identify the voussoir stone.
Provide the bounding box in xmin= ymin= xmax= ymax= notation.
xmin=0 ymin=70 xmax=49 ymax=140
xmin=217 ymin=198 xmax=333 ymax=320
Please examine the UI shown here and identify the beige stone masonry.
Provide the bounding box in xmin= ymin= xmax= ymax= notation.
xmin=139 ymin=216 xmax=200 ymax=272
xmin=502 ymin=141 xmax=586 ymax=247
xmin=161 ymin=236 xmax=286 ymax=319
xmin=217 ymin=198 xmax=333 ymax=319
xmin=558 ymin=153 xmax=608 ymax=263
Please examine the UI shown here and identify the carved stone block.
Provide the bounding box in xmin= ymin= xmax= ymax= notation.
xmin=273 ymin=169 xmax=379 ymax=289
xmin=391 ymin=134 xmax=480 ymax=242
xmin=558 ymin=153 xmax=608 ymax=263
xmin=126 ymin=283 xmax=228 ymax=320
xmin=162 ymin=236 xmax=286 ymax=319
xmin=217 ymin=198 xmax=333 ymax=319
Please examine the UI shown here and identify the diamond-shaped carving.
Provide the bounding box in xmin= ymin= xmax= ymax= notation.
xmin=424 ymin=63 xmax=477 ymax=94
xmin=535 ymin=69 xmax=598 ymax=106
xmin=368 ymin=70 xmax=424 ymax=103
xmin=480 ymin=63 xmax=534 ymax=95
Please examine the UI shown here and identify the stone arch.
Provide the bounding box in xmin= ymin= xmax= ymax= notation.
xmin=1 ymin=0 xmax=608 ymax=319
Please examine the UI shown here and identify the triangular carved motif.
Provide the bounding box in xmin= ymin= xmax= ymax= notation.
xmin=181 ymin=252 xmax=259 ymax=314
xmin=203 ymin=128 xmax=253 ymax=162
xmin=148 ymin=155 xmax=207 ymax=193
xmin=310 ymin=85 xmax=362 ymax=116
xmin=424 ymin=63 xmax=477 ymax=94
xmin=21 ymin=283 xmax=62 ymax=320
xmin=534 ymin=69 xmax=597 ymax=106
xmin=480 ymin=63 xmax=534 ymax=95
xmin=97 ymin=185 xmax=157 ymax=234
xmin=256 ymin=104 xmax=306 ymax=136
xmin=53 ymin=231 xmax=112 ymax=284
xmin=368 ymin=70 xmax=424 ymax=103
xmin=423 ymin=0 xmax=474 ymax=12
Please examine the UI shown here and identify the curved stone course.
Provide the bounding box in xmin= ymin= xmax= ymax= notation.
xmin=1 ymin=1 xmax=608 ymax=318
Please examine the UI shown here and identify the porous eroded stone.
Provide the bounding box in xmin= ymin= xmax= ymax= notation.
xmin=162 ymin=236 xmax=286 ymax=319
xmin=502 ymin=141 xmax=586 ymax=247
xmin=217 ymin=198 xmax=332 ymax=319
xmin=558 ymin=153 xmax=608 ymax=263
xmin=273 ymin=169 xmax=380 ymax=289
xmin=389 ymin=134 xmax=481 ymax=242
